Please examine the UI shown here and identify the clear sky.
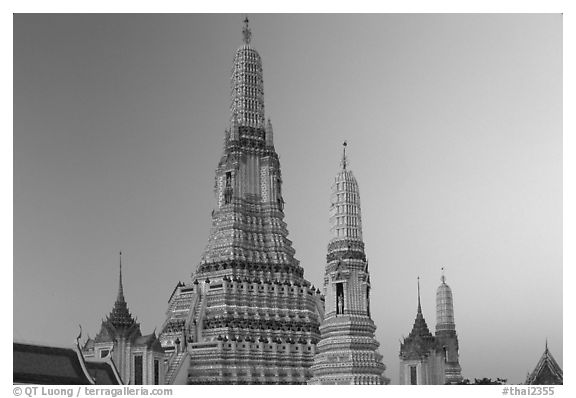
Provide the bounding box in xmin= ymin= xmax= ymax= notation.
xmin=13 ymin=14 xmax=562 ymax=384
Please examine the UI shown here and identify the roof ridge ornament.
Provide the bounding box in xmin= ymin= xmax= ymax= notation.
xmin=242 ymin=16 xmax=252 ymax=44
xmin=75 ymin=324 xmax=83 ymax=347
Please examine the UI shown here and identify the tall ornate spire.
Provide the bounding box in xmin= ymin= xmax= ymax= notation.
xmin=159 ymin=17 xmax=322 ymax=384
xmin=310 ymin=143 xmax=387 ymax=384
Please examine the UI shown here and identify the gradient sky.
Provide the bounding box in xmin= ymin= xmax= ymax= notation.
xmin=13 ymin=14 xmax=562 ymax=384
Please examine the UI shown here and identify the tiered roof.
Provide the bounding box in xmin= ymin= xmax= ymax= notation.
xmin=400 ymin=278 xmax=437 ymax=360
xmin=95 ymin=253 xmax=140 ymax=341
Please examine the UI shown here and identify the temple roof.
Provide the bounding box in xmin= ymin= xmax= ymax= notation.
xmin=13 ymin=340 xmax=124 ymax=385
xmin=13 ymin=342 xmax=95 ymax=384
xmin=85 ymin=359 xmax=123 ymax=385
xmin=526 ymin=343 xmax=563 ymax=385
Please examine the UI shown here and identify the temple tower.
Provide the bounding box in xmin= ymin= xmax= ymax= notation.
xmin=399 ymin=278 xmax=443 ymax=385
xmin=309 ymin=143 xmax=388 ymax=385
xmin=159 ymin=17 xmax=324 ymax=385
xmin=435 ymin=269 xmax=462 ymax=383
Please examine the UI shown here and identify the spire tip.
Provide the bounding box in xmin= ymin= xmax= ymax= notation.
xmin=242 ymin=16 xmax=252 ymax=44
xmin=341 ymin=141 xmax=348 ymax=169
xmin=417 ymin=276 xmax=422 ymax=313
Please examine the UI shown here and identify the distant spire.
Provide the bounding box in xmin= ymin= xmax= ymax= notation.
xmin=417 ymin=276 xmax=422 ymax=314
xmin=104 ymin=251 xmax=136 ymax=330
xmin=117 ymin=251 xmax=125 ymax=302
xmin=436 ymin=267 xmax=456 ymax=334
xmin=341 ymin=141 xmax=348 ymax=169
xmin=407 ymin=276 xmax=433 ymax=338
xmin=242 ymin=16 xmax=252 ymax=44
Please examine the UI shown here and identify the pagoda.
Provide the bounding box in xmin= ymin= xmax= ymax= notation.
xmin=159 ymin=17 xmax=324 ymax=385
xmin=309 ymin=143 xmax=388 ymax=384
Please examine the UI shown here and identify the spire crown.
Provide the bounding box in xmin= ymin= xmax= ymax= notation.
xmin=230 ymin=16 xmax=265 ymax=129
xmin=329 ymin=143 xmax=364 ymax=244
xmin=341 ymin=141 xmax=348 ymax=170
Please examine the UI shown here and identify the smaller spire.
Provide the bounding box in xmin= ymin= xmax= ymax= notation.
xmin=266 ymin=118 xmax=274 ymax=147
xmin=406 ymin=276 xmax=433 ymax=339
xmin=341 ymin=141 xmax=348 ymax=170
xmin=242 ymin=16 xmax=252 ymax=44
xmin=117 ymin=251 xmax=125 ymax=302
xmin=417 ymin=276 xmax=422 ymax=314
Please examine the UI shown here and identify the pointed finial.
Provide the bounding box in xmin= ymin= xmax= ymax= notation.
xmin=117 ymin=251 xmax=125 ymax=302
xmin=341 ymin=141 xmax=348 ymax=169
xmin=417 ymin=276 xmax=422 ymax=314
xmin=545 ymin=338 xmax=548 ymax=351
xmin=441 ymin=267 xmax=446 ymax=284
xmin=242 ymin=16 xmax=252 ymax=44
